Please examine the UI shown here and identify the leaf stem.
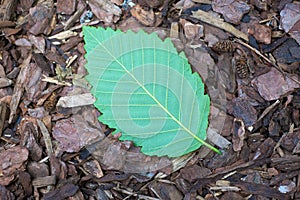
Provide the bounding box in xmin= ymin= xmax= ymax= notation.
xmin=195 ymin=138 xmax=221 ymax=154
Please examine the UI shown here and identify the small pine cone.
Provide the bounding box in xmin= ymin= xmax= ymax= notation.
xmin=235 ymin=56 xmax=249 ymax=79
xmin=44 ymin=92 xmax=59 ymax=112
xmin=212 ymin=40 xmax=236 ymax=53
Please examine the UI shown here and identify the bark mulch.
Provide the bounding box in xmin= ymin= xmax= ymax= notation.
xmin=0 ymin=0 xmax=300 ymax=199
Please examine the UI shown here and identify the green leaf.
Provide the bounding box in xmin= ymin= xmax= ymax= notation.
xmin=83 ymin=26 xmax=220 ymax=157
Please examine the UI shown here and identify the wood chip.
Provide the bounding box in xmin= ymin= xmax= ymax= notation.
xmin=37 ymin=119 xmax=53 ymax=156
xmin=32 ymin=175 xmax=56 ymax=187
xmin=9 ymin=54 xmax=32 ymax=123
xmin=0 ymin=78 xmax=13 ymax=88
xmin=0 ymin=0 xmax=17 ymax=20
xmin=56 ymin=93 xmax=96 ymax=108
xmin=0 ymin=101 xmax=7 ymax=137
xmin=192 ymin=9 xmax=248 ymax=41
xmin=207 ymin=127 xmax=231 ymax=149
xmin=48 ymin=30 xmax=77 ymax=40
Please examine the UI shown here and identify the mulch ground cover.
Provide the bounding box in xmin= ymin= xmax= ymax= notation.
xmin=0 ymin=0 xmax=300 ymax=199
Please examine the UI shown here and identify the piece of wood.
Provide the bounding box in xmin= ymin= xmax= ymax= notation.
xmin=0 ymin=20 xmax=15 ymax=28
xmin=192 ymin=0 xmax=211 ymax=3
xmin=0 ymin=0 xmax=18 ymax=20
xmin=9 ymin=54 xmax=32 ymax=123
xmin=0 ymin=101 xmax=7 ymax=137
xmin=48 ymin=30 xmax=77 ymax=40
xmin=192 ymin=10 xmax=248 ymax=42
xmin=207 ymin=127 xmax=231 ymax=149
xmin=37 ymin=119 xmax=53 ymax=156
xmin=32 ymin=176 xmax=56 ymax=187
xmin=0 ymin=78 xmax=13 ymax=88
xmin=64 ymin=6 xmax=85 ymax=30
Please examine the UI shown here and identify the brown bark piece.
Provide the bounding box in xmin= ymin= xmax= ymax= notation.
xmin=206 ymin=147 xmax=238 ymax=169
xmin=231 ymin=181 xmax=289 ymax=199
xmin=0 ymin=0 xmax=17 ymax=20
xmin=280 ymin=2 xmax=300 ymax=44
xmin=32 ymin=53 xmax=52 ymax=74
xmin=149 ymin=181 xmax=183 ymax=200
xmin=25 ymin=63 xmax=47 ymax=102
xmin=0 ymin=101 xmax=7 ymax=137
xmin=88 ymin=0 xmax=121 ymax=24
xmin=130 ymin=4 xmax=156 ymax=26
xmin=232 ymin=118 xmax=245 ymax=151
xmin=272 ymin=38 xmax=300 ymax=64
xmin=82 ymin=160 xmax=104 ymax=178
xmin=0 ymin=146 xmax=29 ymax=185
xmin=271 ymin=156 xmax=300 ymax=172
xmin=27 ymin=162 xmax=49 ymax=178
xmin=18 ymin=171 xmax=32 ymax=196
xmin=32 ymin=175 xmax=56 ymax=187
xmin=0 ymin=78 xmax=12 ymax=88
xmin=0 ymin=20 xmax=14 ymax=28
xmin=29 ymin=35 xmax=45 ymax=53
xmin=221 ymin=192 xmax=244 ymax=200
xmin=15 ymin=38 xmax=32 ymax=47
xmin=212 ymin=0 xmax=251 ymax=25
xmin=87 ymin=137 xmax=172 ymax=174
xmin=180 ymin=165 xmax=212 ymax=182
xmin=248 ymin=23 xmax=272 ymax=44
xmin=0 ymin=186 xmax=14 ymax=199
xmin=20 ymin=118 xmax=43 ymax=161
xmin=232 ymin=97 xmax=257 ymax=127
xmin=53 ymin=112 xmax=104 ymax=153
xmin=137 ymin=0 xmax=165 ymax=8
xmin=252 ymin=68 xmax=298 ymax=101
xmin=250 ymin=0 xmax=267 ymax=11
xmin=280 ymin=130 xmax=300 ymax=152
xmin=9 ymin=54 xmax=32 ymax=123
xmin=28 ymin=1 xmax=54 ymax=35
xmin=252 ymin=137 xmax=275 ymax=160
xmin=45 ymin=50 xmax=66 ymax=66
xmin=61 ymin=36 xmax=83 ymax=52
xmin=56 ymin=0 xmax=76 ymax=15
xmin=43 ymin=183 xmax=79 ymax=200
xmin=270 ymin=169 xmax=300 ymax=185
xmin=180 ymin=19 xmax=204 ymax=39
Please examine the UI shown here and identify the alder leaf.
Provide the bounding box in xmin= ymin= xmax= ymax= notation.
xmin=83 ymin=26 xmax=220 ymax=157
